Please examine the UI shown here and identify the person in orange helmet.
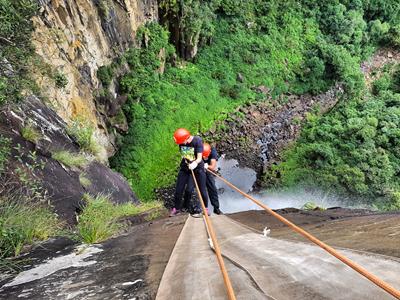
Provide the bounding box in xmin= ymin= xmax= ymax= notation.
xmin=183 ymin=142 xmax=222 ymax=215
xmin=170 ymin=128 xmax=210 ymax=217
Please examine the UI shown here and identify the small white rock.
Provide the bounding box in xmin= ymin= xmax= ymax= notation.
xmin=263 ymin=227 xmax=271 ymax=237
xmin=122 ymin=279 xmax=143 ymax=286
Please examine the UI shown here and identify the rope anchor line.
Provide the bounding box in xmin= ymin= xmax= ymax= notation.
xmin=207 ymin=168 xmax=400 ymax=300
xmin=190 ymin=169 xmax=237 ymax=300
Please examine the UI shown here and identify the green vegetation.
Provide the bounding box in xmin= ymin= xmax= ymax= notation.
xmin=112 ymin=10 xmax=321 ymax=200
xmin=52 ymin=150 xmax=88 ymax=168
xmin=144 ymin=209 xmax=162 ymax=221
xmin=0 ymin=0 xmax=38 ymax=104
xmin=67 ymin=116 xmax=100 ymax=156
xmin=97 ymin=65 xmax=114 ymax=88
xmin=0 ymin=195 xmax=61 ymax=258
xmin=111 ymin=0 xmax=400 ymax=202
xmin=13 ymin=147 xmax=46 ymax=201
xmin=97 ymin=0 xmax=113 ymax=20
xmin=159 ymin=0 xmax=218 ymax=59
xmin=301 ymin=201 xmax=326 ymax=211
xmin=0 ymin=135 xmax=10 ymax=173
xmin=77 ymin=193 xmax=162 ymax=243
xmin=79 ymin=173 xmax=92 ymax=187
xmin=268 ymin=64 xmax=400 ymax=210
xmin=21 ymin=124 xmax=41 ymax=143
xmin=54 ymin=72 xmax=68 ymax=89
xmin=0 ymin=141 xmax=61 ymax=264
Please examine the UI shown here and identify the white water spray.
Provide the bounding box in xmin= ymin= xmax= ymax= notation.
xmin=215 ymin=156 xmax=357 ymax=213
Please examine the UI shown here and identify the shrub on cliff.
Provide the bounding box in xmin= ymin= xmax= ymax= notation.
xmin=67 ymin=116 xmax=101 ymax=156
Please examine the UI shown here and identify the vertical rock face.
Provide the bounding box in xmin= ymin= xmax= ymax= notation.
xmin=31 ymin=0 xmax=158 ymax=158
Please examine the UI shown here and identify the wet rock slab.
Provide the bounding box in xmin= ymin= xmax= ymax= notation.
xmin=212 ymin=215 xmax=400 ymax=300
xmin=229 ymin=208 xmax=400 ymax=258
xmin=0 ymin=215 xmax=186 ymax=300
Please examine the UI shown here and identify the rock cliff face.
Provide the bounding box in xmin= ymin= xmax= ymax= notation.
xmin=0 ymin=1 xmax=161 ymax=224
xmin=31 ymin=0 xmax=158 ymax=158
xmin=0 ymin=96 xmax=138 ymax=224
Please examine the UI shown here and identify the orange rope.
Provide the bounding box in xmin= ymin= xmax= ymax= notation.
xmin=207 ymin=169 xmax=400 ymax=300
xmin=190 ymin=169 xmax=237 ymax=300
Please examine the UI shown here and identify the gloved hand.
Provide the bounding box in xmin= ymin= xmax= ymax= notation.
xmin=189 ymin=161 xmax=198 ymax=170
xmin=204 ymin=163 xmax=209 ymax=170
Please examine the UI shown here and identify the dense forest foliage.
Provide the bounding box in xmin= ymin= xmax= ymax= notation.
xmin=111 ymin=0 xmax=400 ymax=207
xmin=0 ymin=0 xmax=38 ymax=105
xmin=268 ymin=64 xmax=400 ymax=210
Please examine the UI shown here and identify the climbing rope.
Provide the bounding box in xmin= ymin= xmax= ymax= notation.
xmin=207 ymin=168 xmax=400 ymax=300
xmin=190 ymin=169 xmax=237 ymax=300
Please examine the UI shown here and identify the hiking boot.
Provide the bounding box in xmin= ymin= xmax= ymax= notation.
xmin=169 ymin=208 xmax=180 ymax=217
xmin=213 ymin=208 xmax=223 ymax=215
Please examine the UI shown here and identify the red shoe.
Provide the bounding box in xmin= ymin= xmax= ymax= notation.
xmin=169 ymin=208 xmax=180 ymax=217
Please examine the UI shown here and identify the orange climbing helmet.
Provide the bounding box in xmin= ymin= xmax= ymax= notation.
xmin=173 ymin=128 xmax=190 ymax=144
xmin=203 ymin=143 xmax=211 ymax=158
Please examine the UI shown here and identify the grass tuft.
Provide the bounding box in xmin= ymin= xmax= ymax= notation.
xmin=79 ymin=173 xmax=92 ymax=187
xmin=67 ymin=116 xmax=101 ymax=156
xmin=21 ymin=125 xmax=41 ymax=143
xmin=52 ymin=151 xmax=88 ymax=168
xmin=77 ymin=193 xmax=161 ymax=243
xmin=144 ymin=209 xmax=162 ymax=221
xmin=301 ymin=201 xmax=326 ymax=211
xmin=0 ymin=135 xmax=10 ymax=173
xmin=0 ymin=196 xmax=61 ymax=258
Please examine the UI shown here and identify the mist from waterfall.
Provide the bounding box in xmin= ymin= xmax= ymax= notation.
xmin=215 ymin=156 xmax=365 ymax=213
